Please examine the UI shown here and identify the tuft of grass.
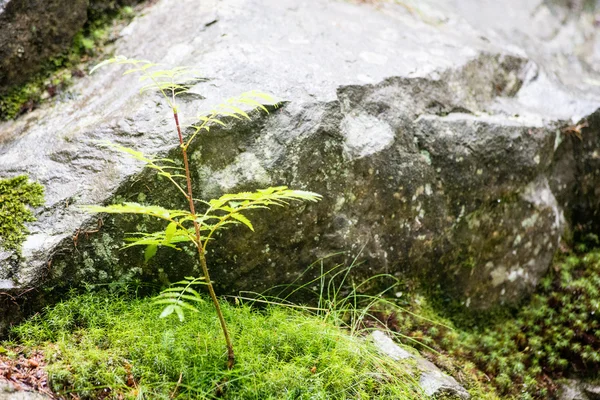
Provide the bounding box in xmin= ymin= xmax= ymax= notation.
xmin=10 ymin=291 xmax=426 ymax=399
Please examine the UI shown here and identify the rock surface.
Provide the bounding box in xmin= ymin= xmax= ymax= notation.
xmin=0 ymin=0 xmax=88 ymax=95
xmin=0 ymin=381 xmax=49 ymax=400
xmin=371 ymin=330 xmax=470 ymax=399
xmin=559 ymin=379 xmax=600 ymax=400
xmin=0 ymin=0 xmax=143 ymax=96
xmin=1 ymin=0 xmax=600 ymax=330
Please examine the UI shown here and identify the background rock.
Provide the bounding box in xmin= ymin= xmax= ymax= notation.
xmin=559 ymin=379 xmax=600 ymax=400
xmin=87 ymin=0 xmax=145 ymax=24
xmin=0 ymin=0 xmax=88 ymax=95
xmin=1 ymin=0 xmax=600 ymax=331
xmin=0 ymin=0 xmax=144 ymax=96
xmin=0 ymin=381 xmax=49 ymax=400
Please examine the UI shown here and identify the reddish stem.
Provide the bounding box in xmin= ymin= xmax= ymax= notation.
xmin=173 ymin=112 xmax=235 ymax=369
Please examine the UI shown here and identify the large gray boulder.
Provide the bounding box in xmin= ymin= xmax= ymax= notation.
xmin=1 ymin=0 xmax=600 ymax=331
xmin=0 ymin=381 xmax=49 ymax=400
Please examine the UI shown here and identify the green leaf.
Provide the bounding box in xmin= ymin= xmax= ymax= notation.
xmin=159 ymin=305 xmax=175 ymax=319
xmin=123 ymin=227 xmax=202 ymax=248
xmin=162 ymin=286 xmax=205 ymax=296
xmin=145 ymin=244 xmax=158 ymax=262
xmin=82 ymin=202 xmax=190 ymax=220
xmin=152 ymin=299 xmax=199 ymax=314
xmin=164 ymin=222 xmax=177 ymax=243
xmin=122 ymin=237 xmax=179 ymax=250
xmin=158 ymin=299 xmax=199 ymax=313
xmin=95 ymin=141 xmax=154 ymax=163
xmin=230 ymin=213 xmax=254 ymax=232
xmin=175 ymin=306 xmax=185 ymax=322
xmin=89 ymin=56 xmax=129 ymax=74
xmin=238 ymin=97 xmax=270 ymax=113
xmin=156 ymin=292 xmax=204 ymax=303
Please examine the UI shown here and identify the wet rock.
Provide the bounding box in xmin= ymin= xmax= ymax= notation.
xmin=1 ymin=0 xmax=600 ymax=330
xmin=0 ymin=0 xmax=88 ymax=95
xmin=370 ymin=330 xmax=470 ymax=399
xmin=568 ymin=109 xmax=600 ymax=235
xmin=89 ymin=0 xmax=143 ymax=15
xmin=0 ymin=380 xmax=49 ymax=400
xmin=559 ymin=379 xmax=600 ymax=400
xmin=0 ymin=0 xmax=145 ymax=97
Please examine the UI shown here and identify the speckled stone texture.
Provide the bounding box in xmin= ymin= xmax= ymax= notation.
xmin=371 ymin=330 xmax=470 ymax=399
xmin=0 ymin=0 xmax=143 ymax=96
xmin=0 ymin=0 xmax=88 ymax=94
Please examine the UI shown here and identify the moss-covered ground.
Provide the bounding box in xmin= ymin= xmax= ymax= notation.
xmin=4 ymin=243 xmax=600 ymax=399
xmin=5 ymin=291 xmax=427 ymax=399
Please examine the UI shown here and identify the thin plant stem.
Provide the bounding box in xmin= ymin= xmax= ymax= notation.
xmin=173 ymin=110 xmax=235 ymax=369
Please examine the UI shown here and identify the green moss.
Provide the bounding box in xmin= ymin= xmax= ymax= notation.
xmin=8 ymin=292 xmax=426 ymax=399
xmin=0 ymin=175 xmax=44 ymax=252
xmin=0 ymin=5 xmax=136 ymax=120
xmin=379 ymin=248 xmax=600 ymax=399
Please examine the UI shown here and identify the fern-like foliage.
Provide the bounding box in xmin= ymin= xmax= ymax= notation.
xmin=152 ymin=276 xmax=207 ymax=321
xmin=185 ymin=90 xmax=276 ymax=149
xmin=91 ymin=56 xmax=202 ymax=106
xmin=83 ymin=185 xmax=320 ymax=256
xmin=85 ymin=184 xmax=320 ymax=321
xmin=91 ymin=55 xmax=278 ymax=150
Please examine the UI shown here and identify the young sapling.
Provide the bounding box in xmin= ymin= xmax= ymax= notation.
xmin=85 ymin=56 xmax=321 ymax=369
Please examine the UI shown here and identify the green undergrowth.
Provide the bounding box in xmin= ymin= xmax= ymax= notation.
xmin=7 ymin=247 xmax=599 ymax=400
xmin=374 ymin=246 xmax=600 ymax=399
xmin=0 ymin=5 xmax=136 ymax=120
xmin=0 ymin=175 xmax=44 ymax=252
xmin=8 ymin=291 xmax=426 ymax=400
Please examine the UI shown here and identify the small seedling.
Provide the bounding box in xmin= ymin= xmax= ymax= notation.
xmin=85 ymin=56 xmax=321 ymax=369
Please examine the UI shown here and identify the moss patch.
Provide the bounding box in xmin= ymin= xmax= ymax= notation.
xmin=0 ymin=175 xmax=44 ymax=252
